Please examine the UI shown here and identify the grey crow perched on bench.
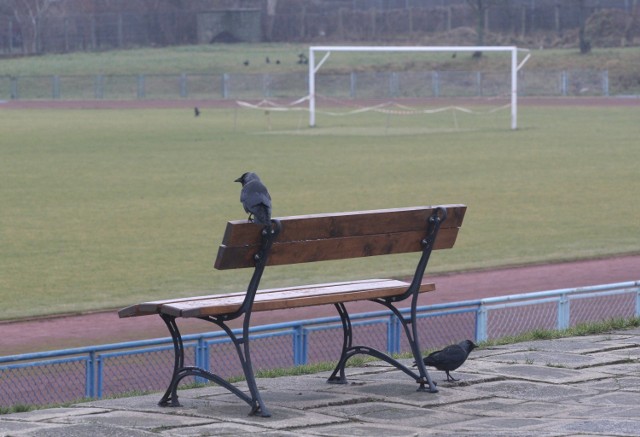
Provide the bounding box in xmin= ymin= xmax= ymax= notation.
xmin=235 ymin=172 xmax=272 ymax=226
xmin=415 ymin=339 xmax=477 ymax=382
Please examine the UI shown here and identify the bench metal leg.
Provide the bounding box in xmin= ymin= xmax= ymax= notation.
xmin=159 ymin=314 xmax=184 ymax=407
xmin=327 ymin=303 xmax=352 ymax=384
xmin=327 ymin=302 xmax=437 ymax=393
xmin=157 ymin=313 xmax=271 ymax=417
xmin=229 ymin=313 xmax=271 ymax=417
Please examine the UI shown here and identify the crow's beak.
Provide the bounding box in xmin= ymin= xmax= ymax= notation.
xmin=234 ymin=177 xmax=242 ymax=183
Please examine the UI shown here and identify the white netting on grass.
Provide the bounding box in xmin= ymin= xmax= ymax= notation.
xmin=235 ymin=95 xmax=512 ymax=134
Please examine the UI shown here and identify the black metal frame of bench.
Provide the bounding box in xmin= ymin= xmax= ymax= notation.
xmin=158 ymin=221 xmax=282 ymax=417
xmin=119 ymin=205 xmax=461 ymax=417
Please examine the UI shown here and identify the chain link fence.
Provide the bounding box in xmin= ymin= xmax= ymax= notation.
xmin=1 ymin=280 xmax=638 ymax=410
xmin=0 ymin=69 xmax=619 ymax=101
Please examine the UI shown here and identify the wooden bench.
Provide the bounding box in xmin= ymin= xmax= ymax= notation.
xmin=119 ymin=204 xmax=466 ymax=417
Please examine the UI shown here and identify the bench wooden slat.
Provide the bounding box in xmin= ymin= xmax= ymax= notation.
xmin=160 ymin=279 xmax=435 ymax=318
xmin=220 ymin=204 xmax=466 ymax=248
xmin=215 ymin=227 xmax=460 ymax=270
xmin=117 ymin=279 xmax=388 ymax=318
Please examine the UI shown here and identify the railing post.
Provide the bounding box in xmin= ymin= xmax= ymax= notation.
xmin=96 ymin=355 xmax=103 ymax=399
xmin=387 ymin=314 xmax=394 ymax=354
xmin=389 ymin=72 xmax=399 ymax=98
xmin=195 ymin=337 xmax=207 ymax=384
xmin=52 ymin=75 xmax=60 ymax=99
xmin=11 ymin=76 xmax=18 ymax=99
xmin=293 ymin=325 xmax=307 ymax=366
xmin=350 ymin=72 xmax=357 ymax=99
xmin=602 ymin=70 xmax=609 ymax=96
xmin=180 ymin=73 xmax=188 ymax=98
xmin=432 ymin=71 xmax=439 ymax=97
xmin=94 ymin=74 xmax=104 ymax=99
xmin=475 ymin=303 xmax=487 ymax=343
xmin=222 ymin=73 xmax=229 ymax=99
xmin=558 ymin=293 xmax=570 ymax=330
xmin=86 ymin=351 xmax=96 ymax=399
xmin=387 ymin=314 xmax=402 ymax=355
xmin=263 ymin=73 xmax=271 ymax=97
xmin=635 ymin=287 xmax=640 ymax=318
xmin=137 ymin=74 xmax=145 ymax=99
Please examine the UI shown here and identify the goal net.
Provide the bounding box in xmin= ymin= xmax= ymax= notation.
xmin=307 ymin=46 xmax=531 ymax=131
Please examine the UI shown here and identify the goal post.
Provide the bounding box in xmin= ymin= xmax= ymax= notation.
xmin=308 ymin=46 xmax=531 ymax=130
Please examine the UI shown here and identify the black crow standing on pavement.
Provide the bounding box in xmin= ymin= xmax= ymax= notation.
xmin=235 ymin=172 xmax=272 ymax=226
xmin=415 ymin=340 xmax=477 ymax=382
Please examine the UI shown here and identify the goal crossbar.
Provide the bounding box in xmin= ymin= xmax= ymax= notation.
xmin=308 ymin=46 xmax=531 ymax=130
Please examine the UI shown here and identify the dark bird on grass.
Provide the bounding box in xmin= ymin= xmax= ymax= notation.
xmin=266 ymin=56 xmax=270 ymax=64
xmin=194 ymin=107 xmax=200 ymax=117
xmin=243 ymin=60 xmax=250 ymax=66
xmin=276 ymin=59 xmax=280 ymax=65
xmin=414 ymin=340 xmax=477 ymax=382
xmin=235 ymin=172 xmax=272 ymax=226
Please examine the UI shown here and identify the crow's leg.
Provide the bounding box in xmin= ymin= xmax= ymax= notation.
xmin=445 ymin=371 xmax=459 ymax=382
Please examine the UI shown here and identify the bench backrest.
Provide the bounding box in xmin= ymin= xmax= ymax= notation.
xmin=214 ymin=204 xmax=466 ymax=270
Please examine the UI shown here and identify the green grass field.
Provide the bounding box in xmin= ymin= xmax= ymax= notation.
xmin=1 ymin=103 xmax=639 ymax=320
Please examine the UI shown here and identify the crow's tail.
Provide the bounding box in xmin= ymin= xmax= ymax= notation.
xmin=252 ymin=204 xmax=271 ymax=226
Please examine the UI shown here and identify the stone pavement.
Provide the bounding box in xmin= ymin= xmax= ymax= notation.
xmin=3 ymin=329 xmax=640 ymax=436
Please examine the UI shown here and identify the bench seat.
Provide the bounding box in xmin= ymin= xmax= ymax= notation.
xmin=119 ymin=279 xmax=435 ymax=318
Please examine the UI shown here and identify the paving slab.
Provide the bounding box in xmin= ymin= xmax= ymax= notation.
xmin=189 ymin=402 xmax=347 ymax=431
xmin=513 ymin=336 xmax=638 ymax=354
xmin=157 ymin=421 xmax=296 ymax=436
xmin=305 ymin=422 xmax=424 ymax=437
xmin=437 ymin=415 xmax=563 ymax=434
xmin=48 ymin=410 xmax=216 ymax=430
xmin=553 ymin=418 xmax=640 ymax=436
xmin=480 ymin=349 xmax=620 ymax=369
xmin=327 ymin=379 xmax=491 ymax=408
xmin=597 ymin=345 xmax=640 ymax=360
xmin=480 ymin=363 xmax=609 ymax=384
xmin=465 ymin=379 xmax=599 ymax=402
xmin=0 ymin=407 xmax=109 ymax=422
xmin=439 ymin=397 xmax=574 ymax=419
xmin=313 ymin=400 xmax=472 ymax=427
xmin=590 ymin=360 xmax=640 ymax=376
xmin=576 ymin=390 xmax=640 ymax=406
xmin=206 ymin=388 xmax=372 ymax=411
xmin=547 ymin=403 xmax=640 ymax=420
xmin=0 ymin=419 xmax=57 ymax=437
xmin=16 ymin=423 xmax=158 ymax=437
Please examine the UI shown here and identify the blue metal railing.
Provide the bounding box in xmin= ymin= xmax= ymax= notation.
xmin=1 ymin=280 xmax=639 ymax=408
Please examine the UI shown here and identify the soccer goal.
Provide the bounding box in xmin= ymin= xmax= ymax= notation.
xmin=308 ymin=46 xmax=531 ymax=130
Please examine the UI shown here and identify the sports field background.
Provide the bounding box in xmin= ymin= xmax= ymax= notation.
xmin=1 ymin=102 xmax=639 ymax=321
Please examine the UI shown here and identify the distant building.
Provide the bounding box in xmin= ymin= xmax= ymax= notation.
xmin=197 ymin=9 xmax=262 ymax=44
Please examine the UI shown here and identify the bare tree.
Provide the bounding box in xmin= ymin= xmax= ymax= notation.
xmin=9 ymin=0 xmax=64 ymax=54
xmin=466 ymin=0 xmax=506 ymax=58
xmin=624 ymin=0 xmax=639 ymax=46
xmin=576 ymin=0 xmax=591 ymax=54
